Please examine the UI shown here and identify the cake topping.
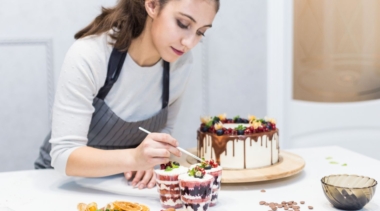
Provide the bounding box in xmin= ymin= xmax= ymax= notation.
xmin=248 ymin=115 xmax=257 ymax=122
xmin=218 ymin=113 xmax=227 ymax=121
xmin=250 ymin=120 xmax=262 ymax=129
xmin=265 ymin=116 xmax=277 ymax=124
xmin=199 ymin=114 xmax=277 ymax=135
xmin=200 ymin=116 xmax=212 ymax=124
xmin=214 ymin=122 xmax=223 ymax=130
xmin=200 ymin=158 xmax=219 ymax=169
xmin=188 ymin=166 xmax=206 ymax=179
xmin=160 ymin=161 xmax=180 ymax=171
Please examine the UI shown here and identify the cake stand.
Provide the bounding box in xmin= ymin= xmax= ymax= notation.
xmin=171 ymin=148 xmax=305 ymax=183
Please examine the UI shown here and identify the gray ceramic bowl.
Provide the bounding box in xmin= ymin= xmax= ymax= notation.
xmin=321 ymin=174 xmax=377 ymax=210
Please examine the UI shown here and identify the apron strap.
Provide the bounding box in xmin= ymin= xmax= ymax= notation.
xmin=162 ymin=61 xmax=170 ymax=109
xmin=97 ymin=48 xmax=127 ymax=100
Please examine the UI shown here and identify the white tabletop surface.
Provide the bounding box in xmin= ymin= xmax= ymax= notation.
xmin=0 ymin=146 xmax=379 ymax=211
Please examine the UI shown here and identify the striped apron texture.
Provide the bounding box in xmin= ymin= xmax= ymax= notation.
xmin=35 ymin=48 xmax=170 ymax=169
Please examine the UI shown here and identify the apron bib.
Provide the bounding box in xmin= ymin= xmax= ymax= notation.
xmin=35 ymin=48 xmax=170 ymax=169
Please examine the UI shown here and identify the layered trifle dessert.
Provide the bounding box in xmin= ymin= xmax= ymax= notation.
xmin=155 ymin=161 xmax=188 ymax=209
xmin=191 ymin=159 xmax=222 ymax=207
xmin=178 ymin=166 xmax=214 ymax=211
xmin=197 ymin=114 xmax=279 ymax=169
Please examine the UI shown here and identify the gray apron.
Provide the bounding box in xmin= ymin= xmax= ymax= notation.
xmin=35 ymin=48 xmax=170 ymax=169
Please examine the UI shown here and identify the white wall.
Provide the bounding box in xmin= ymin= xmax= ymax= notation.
xmin=0 ymin=0 xmax=267 ymax=172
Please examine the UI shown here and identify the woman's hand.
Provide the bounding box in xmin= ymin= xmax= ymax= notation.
xmin=132 ymin=133 xmax=181 ymax=171
xmin=124 ymin=169 xmax=156 ymax=189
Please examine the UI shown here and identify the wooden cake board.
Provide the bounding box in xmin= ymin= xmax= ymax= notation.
xmin=171 ymin=148 xmax=305 ymax=183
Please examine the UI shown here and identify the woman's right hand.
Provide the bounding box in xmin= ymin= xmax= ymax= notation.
xmin=132 ymin=133 xmax=181 ymax=171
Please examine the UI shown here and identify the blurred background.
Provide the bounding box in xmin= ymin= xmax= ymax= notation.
xmin=0 ymin=0 xmax=379 ymax=172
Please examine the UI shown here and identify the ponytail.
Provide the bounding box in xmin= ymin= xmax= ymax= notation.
xmin=74 ymin=0 xmax=148 ymax=52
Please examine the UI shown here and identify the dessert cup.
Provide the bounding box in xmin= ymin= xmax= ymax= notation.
xmin=178 ymin=173 xmax=214 ymax=211
xmin=191 ymin=164 xmax=222 ymax=207
xmin=155 ymin=165 xmax=188 ymax=209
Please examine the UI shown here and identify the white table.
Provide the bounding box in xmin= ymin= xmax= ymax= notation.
xmin=0 ymin=146 xmax=379 ymax=211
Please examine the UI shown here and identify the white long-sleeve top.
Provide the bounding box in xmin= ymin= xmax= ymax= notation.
xmin=49 ymin=31 xmax=193 ymax=175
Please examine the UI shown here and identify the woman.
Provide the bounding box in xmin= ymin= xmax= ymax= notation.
xmin=35 ymin=0 xmax=219 ymax=190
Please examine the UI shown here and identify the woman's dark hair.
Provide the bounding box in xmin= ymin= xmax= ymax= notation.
xmin=74 ymin=0 xmax=220 ymax=52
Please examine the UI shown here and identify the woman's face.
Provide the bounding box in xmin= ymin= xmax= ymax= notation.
xmin=150 ymin=0 xmax=217 ymax=62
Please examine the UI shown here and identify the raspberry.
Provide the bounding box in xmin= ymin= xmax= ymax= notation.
xmin=160 ymin=164 xmax=165 ymax=170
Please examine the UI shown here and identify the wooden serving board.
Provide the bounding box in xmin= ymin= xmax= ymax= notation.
xmin=171 ymin=148 xmax=305 ymax=183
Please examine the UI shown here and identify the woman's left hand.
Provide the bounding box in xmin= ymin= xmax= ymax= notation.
xmin=124 ymin=169 xmax=156 ymax=189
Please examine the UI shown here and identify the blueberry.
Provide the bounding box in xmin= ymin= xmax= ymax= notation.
xmin=204 ymin=165 xmax=212 ymax=170
xmin=201 ymin=126 xmax=209 ymax=132
xmin=173 ymin=161 xmax=180 ymax=166
xmin=237 ymin=130 xmax=245 ymax=135
xmin=216 ymin=129 xmax=224 ymax=136
xmin=243 ymin=119 xmax=249 ymax=123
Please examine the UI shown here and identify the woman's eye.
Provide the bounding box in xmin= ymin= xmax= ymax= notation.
xmin=197 ymin=31 xmax=205 ymax=37
xmin=177 ymin=20 xmax=188 ymax=29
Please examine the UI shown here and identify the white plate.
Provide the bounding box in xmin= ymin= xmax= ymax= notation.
xmin=74 ymin=174 xmax=157 ymax=197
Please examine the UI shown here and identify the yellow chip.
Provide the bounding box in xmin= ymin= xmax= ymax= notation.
xmin=77 ymin=203 xmax=87 ymax=211
xmin=136 ymin=203 xmax=150 ymax=211
xmin=86 ymin=202 xmax=98 ymax=211
xmin=113 ymin=201 xmax=142 ymax=211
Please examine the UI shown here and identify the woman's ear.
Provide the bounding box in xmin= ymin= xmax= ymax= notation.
xmin=145 ymin=0 xmax=160 ymax=19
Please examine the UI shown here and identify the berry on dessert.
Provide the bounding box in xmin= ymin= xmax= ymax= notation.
xmin=159 ymin=161 xmax=180 ymax=171
xmin=200 ymin=158 xmax=219 ymax=169
xmin=188 ymin=166 xmax=206 ymax=179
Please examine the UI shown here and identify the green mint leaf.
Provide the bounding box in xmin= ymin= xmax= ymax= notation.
xmin=233 ymin=115 xmax=240 ymax=121
xmin=206 ymin=121 xmax=213 ymax=127
xmin=330 ymin=161 xmax=339 ymax=164
xmin=342 ymin=163 xmax=347 ymax=166
xmin=326 ymin=157 xmax=333 ymax=160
